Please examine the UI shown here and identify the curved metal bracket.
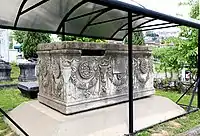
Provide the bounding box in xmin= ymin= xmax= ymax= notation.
xmin=57 ymin=0 xmax=88 ymax=32
xmin=110 ymin=16 xmax=144 ymax=38
xmin=80 ymin=8 xmax=112 ymax=35
xmin=90 ymin=16 xmax=128 ymax=26
xmin=66 ymin=7 xmax=108 ymax=22
xmin=132 ymin=24 xmax=179 ymax=32
xmin=14 ymin=0 xmax=49 ymax=28
xmin=122 ymin=19 xmax=156 ymax=40
xmin=14 ymin=0 xmax=28 ymax=27
xmin=21 ymin=0 xmax=49 ymax=15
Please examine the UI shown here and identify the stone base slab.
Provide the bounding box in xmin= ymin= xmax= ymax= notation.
xmin=38 ymin=89 xmax=154 ymax=114
xmin=6 ymin=96 xmax=186 ymax=136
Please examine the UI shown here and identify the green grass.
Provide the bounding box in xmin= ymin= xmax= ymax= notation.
xmin=0 ymin=88 xmax=29 ymax=136
xmin=156 ymin=90 xmax=197 ymax=107
xmin=0 ymin=88 xmax=29 ymax=110
xmin=0 ymin=79 xmax=18 ymax=85
xmin=138 ymin=90 xmax=199 ymax=136
xmin=0 ymin=89 xmax=199 ymax=136
xmin=10 ymin=63 xmax=20 ymax=79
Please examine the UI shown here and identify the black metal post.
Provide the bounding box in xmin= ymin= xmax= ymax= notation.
xmin=128 ymin=11 xmax=134 ymax=135
xmin=0 ymin=108 xmax=29 ymax=136
xmin=198 ymin=29 xmax=200 ymax=108
xmin=62 ymin=24 xmax=65 ymax=41
xmin=187 ymin=78 xmax=199 ymax=112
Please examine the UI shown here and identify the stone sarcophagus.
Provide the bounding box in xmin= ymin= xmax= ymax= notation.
xmin=37 ymin=42 xmax=154 ymax=114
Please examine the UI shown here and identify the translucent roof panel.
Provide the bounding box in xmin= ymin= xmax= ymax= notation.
xmin=0 ymin=0 xmax=200 ymax=41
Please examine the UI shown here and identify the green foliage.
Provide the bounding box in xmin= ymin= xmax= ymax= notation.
xmin=124 ymin=31 xmax=145 ymax=45
xmin=23 ymin=32 xmax=51 ymax=59
xmin=132 ymin=31 xmax=145 ymax=45
xmin=153 ymin=0 xmax=199 ymax=75
xmin=145 ymin=31 xmax=159 ymax=37
xmin=58 ymin=35 xmax=106 ymax=43
xmin=10 ymin=62 xmax=20 ymax=79
xmin=153 ymin=46 xmax=181 ymax=72
xmin=9 ymin=42 xmax=13 ymax=49
xmin=13 ymin=31 xmax=51 ymax=59
xmin=13 ymin=31 xmax=26 ymax=44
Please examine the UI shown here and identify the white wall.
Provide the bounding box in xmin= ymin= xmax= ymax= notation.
xmin=8 ymin=49 xmax=18 ymax=63
xmin=0 ymin=29 xmax=9 ymax=62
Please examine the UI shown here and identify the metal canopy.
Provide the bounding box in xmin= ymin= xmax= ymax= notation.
xmin=0 ymin=0 xmax=200 ymax=40
xmin=1 ymin=1 xmax=200 ymax=136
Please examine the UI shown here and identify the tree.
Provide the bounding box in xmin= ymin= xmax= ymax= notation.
xmin=132 ymin=31 xmax=145 ymax=45
xmin=153 ymin=0 xmax=199 ymax=80
xmin=13 ymin=31 xmax=26 ymax=44
xmin=13 ymin=31 xmax=51 ymax=59
xmin=124 ymin=31 xmax=145 ymax=45
xmin=145 ymin=31 xmax=159 ymax=37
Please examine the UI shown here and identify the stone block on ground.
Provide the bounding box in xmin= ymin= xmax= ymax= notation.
xmin=18 ymin=62 xmax=37 ymax=82
xmin=0 ymin=59 xmax=11 ymax=81
xmin=17 ymin=82 xmax=39 ymax=98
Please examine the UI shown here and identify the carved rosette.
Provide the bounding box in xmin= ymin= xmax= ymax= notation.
xmin=70 ymin=60 xmax=100 ymax=98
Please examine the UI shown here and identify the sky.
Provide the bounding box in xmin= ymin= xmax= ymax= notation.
xmin=122 ymin=0 xmax=190 ymax=17
xmin=134 ymin=0 xmax=190 ymax=17
xmin=120 ymin=0 xmax=191 ymax=33
xmin=138 ymin=0 xmax=190 ymax=33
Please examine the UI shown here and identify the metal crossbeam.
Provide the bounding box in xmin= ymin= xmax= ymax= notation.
xmin=111 ymin=16 xmax=144 ymax=38
xmin=122 ymin=19 xmax=156 ymax=40
xmin=66 ymin=8 xmax=109 ymax=22
xmin=57 ymin=0 xmax=88 ymax=32
xmin=80 ymin=8 xmax=112 ymax=35
xmin=21 ymin=0 xmax=49 ymax=15
xmin=14 ymin=0 xmax=28 ymax=27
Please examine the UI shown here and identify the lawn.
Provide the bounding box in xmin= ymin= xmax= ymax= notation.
xmin=0 ymin=88 xmax=199 ymax=136
xmin=138 ymin=90 xmax=199 ymax=136
xmin=0 ymin=88 xmax=29 ymax=136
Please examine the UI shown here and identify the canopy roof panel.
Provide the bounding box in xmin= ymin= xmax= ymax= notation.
xmin=1 ymin=0 xmax=200 ymax=40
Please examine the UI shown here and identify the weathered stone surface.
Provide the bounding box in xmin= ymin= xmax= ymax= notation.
xmin=37 ymin=41 xmax=155 ymax=114
xmin=18 ymin=82 xmax=39 ymax=98
xmin=18 ymin=62 xmax=37 ymax=82
xmin=0 ymin=59 xmax=11 ymax=81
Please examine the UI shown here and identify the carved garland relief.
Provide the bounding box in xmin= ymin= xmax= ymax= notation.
xmin=70 ymin=57 xmax=129 ymax=98
xmin=38 ymin=56 xmax=51 ymax=94
xmin=38 ymin=54 xmax=152 ymax=102
xmin=51 ymin=58 xmax=65 ymax=101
